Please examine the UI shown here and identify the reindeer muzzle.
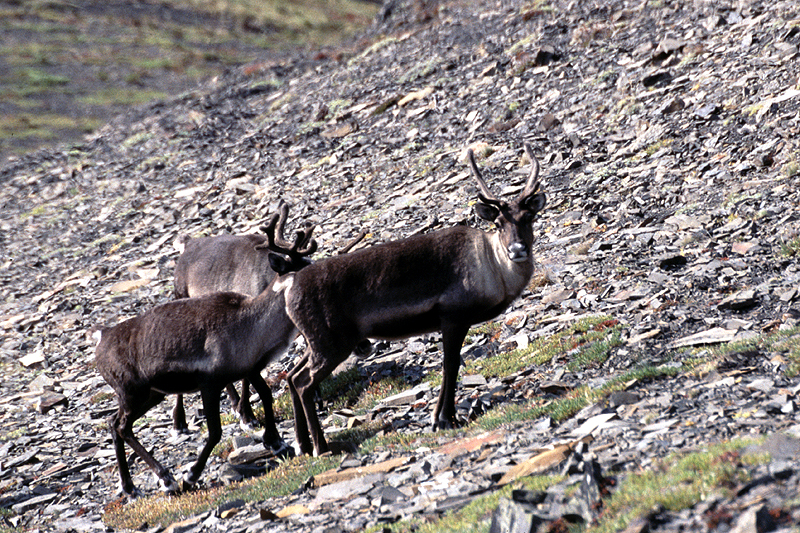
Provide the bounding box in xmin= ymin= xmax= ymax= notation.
xmin=507 ymin=242 xmax=529 ymax=262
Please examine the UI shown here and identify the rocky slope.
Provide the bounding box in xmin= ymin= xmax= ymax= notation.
xmin=1 ymin=0 xmax=800 ymax=531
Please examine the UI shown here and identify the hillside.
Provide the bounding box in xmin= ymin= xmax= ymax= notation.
xmin=0 ymin=0 xmax=378 ymax=161
xmin=1 ymin=0 xmax=800 ymax=532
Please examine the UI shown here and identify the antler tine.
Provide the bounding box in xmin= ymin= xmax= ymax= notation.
xmin=288 ymin=227 xmax=317 ymax=257
xmin=301 ymin=235 xmax=318 ymax=256
xmin=275 ymin=200 xmax=290 ymax=245
xmin=467 ymin=149 xmax=500 ymax=204
xmin=262 ymin=212 xmax=281 ymax=249
xmin=259 ymin=201 xmax=292 ymax=247
xmin=521 ymin=143 xmax=540 ymax=197
xmin=298 ymin=223 xmax=318 ymax=255
xmin=255 ymin=203 xmax=316 ymax=257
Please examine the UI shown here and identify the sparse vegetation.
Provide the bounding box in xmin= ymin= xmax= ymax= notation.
xmin=90 ymin=391 xmax=115 ymax=404
xmin=0 ymin=428 xmax=27 ymax=443
xmin=643 ymin=138 xmax=674 ymax=156
xmin=590 ymin=441 xmax=767 ymax=533
xmin=785 ymin=158 xmax=800 ymax=177
xmin=102 ymin=455 xmax=339 ymax=530
xmin=0 ymin=0 xmax=378 ymax=159
xmin=782 ymin=237 xmax=800 ymax=258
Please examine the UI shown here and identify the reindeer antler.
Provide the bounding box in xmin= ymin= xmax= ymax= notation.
xmin=467 ymin=149 xmax=501 ymax=205
xmin=291 ymin=224 xmax=317 ymax=256
xmin=520 ymin=143 xmax=540 ymax=198
xmin=274 ymin=199 xmax=290 ymax=245
xmin=259 ymin=203 xmax=316 ymax=259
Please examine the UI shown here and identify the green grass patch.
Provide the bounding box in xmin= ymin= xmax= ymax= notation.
xmin=455 ymin=316 xmax=623 ymax=386
xmin=474 ymin=363 xmax=683 ymax=432
xmin=781 ymin=237 xmax=800 ymax=257
xmin=467 ymin=321 xmax=503 ymax=341
xmin=273 ymin=366 xmax=410 ymax=422
xmin=121 ymin=131 xmax=155 ymax=148
xmin=0 ymin=428 xmax=27 ymax=443
xmin=19 ymin=204 xmax=49 ymax=219
xmin=590 ymin=440 xmax=767 ymax=533
xmin=13 ymin=67 xmax=69 ymax=89
xmin=643 ymin=138 xmax=674 ymax=157
xmin=702 ymin=325 xmax=800 ymax=377
xmin=90 ymin=391 xmax=116 ymax=405
xmin=348 ymin=35 xmax=399 ymax=65
xmin=0 ymin=0 xmax=378 ymax=158
xmin=79 ymin=88 xmax=169 ymax=107
xmin=0 ymin=113 xmax=102 ymax=142
xmin=784 ymin=159 xmax=799 ymax=178
xmin=167 ymin=0 xmax=378 ymax=47
xmin=319 ymin=366 xmax=367 ymax=411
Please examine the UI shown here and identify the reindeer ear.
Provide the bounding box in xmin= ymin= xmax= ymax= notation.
xmin=267 ymin=252 xmax=291 ymax=274
xmin=525 ymin=192 xmax=546 ymax=214
xmin=474 ymin=201 xmax=500 ymax=222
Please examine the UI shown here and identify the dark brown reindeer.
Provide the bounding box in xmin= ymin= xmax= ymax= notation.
xmin=94 ymin=210 xmax=316 ymax=496
xmin=170 ymin=201 xmax=305 ymax=433
xmin=285 ymin=144 xmax=547 ymax=456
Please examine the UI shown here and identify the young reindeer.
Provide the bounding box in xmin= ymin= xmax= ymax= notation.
xmin=170 ymin=201 xmax=303 ymax=432
xmin=94 ymin=209 xmax=316 ymax=496
xmin=285 ymin=143 xmax=547 ymax=456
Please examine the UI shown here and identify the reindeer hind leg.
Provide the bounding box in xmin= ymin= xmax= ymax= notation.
xmin=115 ymin=389 xmax=175 ymax=495
xmin=248 ymin=371 xmax=293 ymax=457
xmin=172 ymin=394 xmax=189 ymax=434
xmin=183 ymin=386 xmax=222 ymax=489
xmin=287 ymin=352 xmax=313 ymax=455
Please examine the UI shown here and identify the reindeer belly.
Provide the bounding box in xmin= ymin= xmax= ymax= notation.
xmin=150 ymin=372 xmax=203 ymax=394
xmin=359 ymin=303 xmax=440 ymax=340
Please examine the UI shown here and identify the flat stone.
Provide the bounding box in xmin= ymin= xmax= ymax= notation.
xmin=746 ymin=379 xmax=774 ymax=393
xmin=461 ymin=374 xmax=488 ymax=387
xmin=718 ymin=290 xmax=758 ymax=310
xmin=497 ymin=442 xmax=577 ymax=485
xmin=11 ymin=493 xmax=58 ymax=514
xmin=378 ymin=383 xmax=431 ymax=407
xmin=228 ymin=444 xmax=271 ymax=465
xmin=313 ymin=456 xmax=411 ymax=488
xmin=573 ymin=413 xmax=618 ymax=437
xmin=314 ymin=473 xmax=385 ymax=504
xmin=669 ymin=328 xmax=737 ymax=348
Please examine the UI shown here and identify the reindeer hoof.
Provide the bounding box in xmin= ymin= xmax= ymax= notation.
xmin=120 ymin=483 xmax=143 ymax=499
xmin=239 ymin=418 xmax=261 ymax=432
xmin=170 ymin=426 xmax=191 ymax=437
xmin=156 ymin=473 xmax=180 ymax=494
xmin=181 ymin=472 xmax=200 ymax=492
xmin=433 ymin=418 xmax=458 ymax=431
xmin=267 ymin=439 xmax=295 ymax=459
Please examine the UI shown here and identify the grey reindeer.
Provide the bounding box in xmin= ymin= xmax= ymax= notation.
xmin=94 ymin=207 xmax=316 ymax=496
xmin=170 ymin=201 xmax=303 ymax=434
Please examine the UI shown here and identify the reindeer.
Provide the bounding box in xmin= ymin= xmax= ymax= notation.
xmin=284 ymin=144 xmax=547 ymax=456
xmin=170 ymin=202 xmax=303 ymax=433
xmin=94 ymin=209 xmax=316 ymax=496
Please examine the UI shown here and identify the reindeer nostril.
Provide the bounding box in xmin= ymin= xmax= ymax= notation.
xmin=508 ymin=243 xmax=528 ymax=262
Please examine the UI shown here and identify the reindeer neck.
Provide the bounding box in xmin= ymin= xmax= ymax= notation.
xmin=488 ymin=231 xmax=534 ymax=298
